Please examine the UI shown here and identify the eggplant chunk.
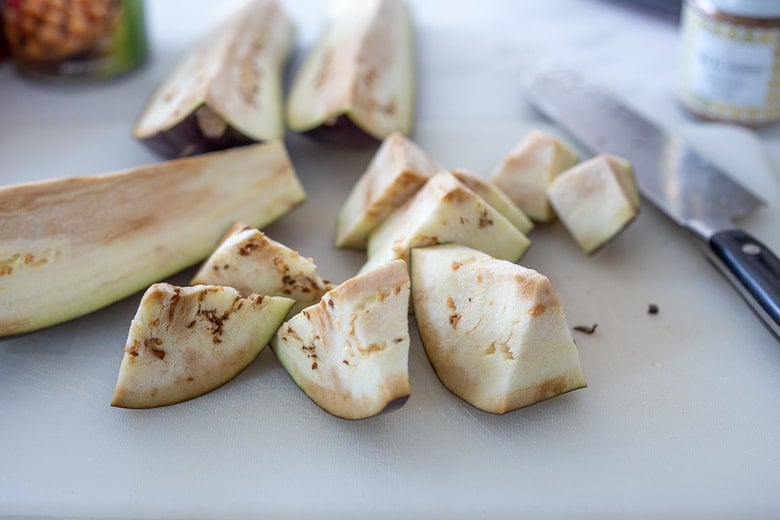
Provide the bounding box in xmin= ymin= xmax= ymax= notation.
xmin=547 ymin=154 xmax=640 ymax=254
xmin=335 ymin=132 xmax=439 ymax=249
xmin=0 ymin=141 xmax=305 ymax=337
xmin=191 ymin=223 xmax=334 ymax=317
xmin=411 ymin=244 xmax=587 ymax=414
xmin=112 ymin=284 xmax=294 ymax=409
xmin=361 ymin=171 xmax=531 ymax=274
xmin=271 ymin=260 xmax=411 ymax=420
xmin=286 ymin=0 xmax=415 ymax=148
xmin=133 ymin=0 xmax=294 ymax=158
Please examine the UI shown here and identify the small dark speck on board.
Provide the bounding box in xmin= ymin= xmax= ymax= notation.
xmin=573 ymin=323 xmax=598 ymax=335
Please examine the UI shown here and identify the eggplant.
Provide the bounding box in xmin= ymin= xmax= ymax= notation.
xmin=133 ymin=0 xmax=294 ymax=158
xmin=286 ymin=0 xmax=415 ymax=148
xmin=271 ymin=260 xmax=412 ymax=420
xmin=111 ymin=283 xmax=295 ymax=409
xmin=410 ymin=244 xmax=587 ymax=414
xmin=0 ymin=141 xmax=305 ymax=337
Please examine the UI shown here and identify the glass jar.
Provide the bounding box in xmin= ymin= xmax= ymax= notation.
xmin=678 ymin=0 xmax=780 ymax=125
xmin=0 ymin=1 xmax=8 ymax=61
xmin=2 ymin=0 xmax=148 ymax=82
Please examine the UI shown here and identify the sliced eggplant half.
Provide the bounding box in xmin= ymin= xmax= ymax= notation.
xmin=133 ymin=0 xmax=295 ymax=158
xmin=286 ymin=0 xmax=415 ymax=148
xmin=0 ymin=141 xmax=305 ymax=337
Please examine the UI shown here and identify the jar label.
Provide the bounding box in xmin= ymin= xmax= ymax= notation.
xmin=679 ymin=5 xmax=780 ymax=124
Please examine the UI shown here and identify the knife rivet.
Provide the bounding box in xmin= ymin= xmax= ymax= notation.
xmin=742 ymin=243 xmax=761 ymax=256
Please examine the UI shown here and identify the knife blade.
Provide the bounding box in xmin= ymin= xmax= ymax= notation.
xmin=526 ymin=69 xmax=780 ymax=340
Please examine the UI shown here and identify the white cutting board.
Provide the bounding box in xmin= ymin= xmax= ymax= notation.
xmin=0 ymin=121 xmax=779 ymax=519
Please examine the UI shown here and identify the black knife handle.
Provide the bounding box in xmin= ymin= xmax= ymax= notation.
xmin=709 ymin=229 xmax=780 ymax=340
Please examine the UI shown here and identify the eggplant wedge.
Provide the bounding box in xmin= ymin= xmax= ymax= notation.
xmin=271 ymin=260 xmax=411 ymax=420
xmin=410 ymin=244 xmax=587 ymax=414
xmin=0 ymin=141 xmax=305 ymax=337
xmin=133 ymin=0 xmax=294 ymax=158
xmin=286 ymin=0 xmax=415 ymax=148
xmin=111 ymin=284 xmax=294 ymax=409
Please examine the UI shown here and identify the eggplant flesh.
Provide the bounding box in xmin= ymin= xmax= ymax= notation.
xmin=133 ymin=0 xmax=294 ymax=158
xmin=286 ymin=0 xmax=415 ymax=148
xmin=0 ymin=141 xmax=305 ymax=337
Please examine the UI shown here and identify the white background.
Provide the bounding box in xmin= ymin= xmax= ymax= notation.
xmin=1 ymin=1 xmax=780 ymax=518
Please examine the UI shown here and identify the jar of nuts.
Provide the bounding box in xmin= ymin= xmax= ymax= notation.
xmin=2 ymin=0 xmax=148 ymax=81
xmin=0 ymin=1 xmax=8 ymax=61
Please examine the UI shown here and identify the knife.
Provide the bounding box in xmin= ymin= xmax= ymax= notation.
xmin=526 ymin=69 xmax=780 ymax=340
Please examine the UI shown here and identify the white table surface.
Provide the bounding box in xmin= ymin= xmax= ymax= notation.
xmin=2 ymin=1 xmax=780 ymax=519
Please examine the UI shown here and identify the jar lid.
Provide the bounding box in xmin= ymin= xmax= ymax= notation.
xmin=708 ymin=0 xmax=780 ymax=18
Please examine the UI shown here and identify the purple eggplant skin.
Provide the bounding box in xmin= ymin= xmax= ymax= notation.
xmin=138 ymin=108 xmax=259 ymax=158
xmin=378 ymin=394 xmax=410 ymax=416
xmin=302 ymin=115 xmax=382 ymax=150
xmin=327 ymin=394 xmax=409 ymax=421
